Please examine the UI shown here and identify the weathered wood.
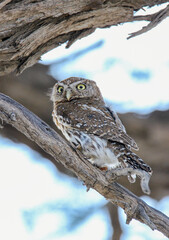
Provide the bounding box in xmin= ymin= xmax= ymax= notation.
xmin=0 ymin=0 xmax=168 ymax=76
xmin=128 ymin=4 xmax=169 ymax=39
xmin=0 ymin=92 xmax=169 ymax=237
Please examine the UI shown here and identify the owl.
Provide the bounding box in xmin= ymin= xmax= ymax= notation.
xmin=51 ymin=77 xmax=152 ymax=194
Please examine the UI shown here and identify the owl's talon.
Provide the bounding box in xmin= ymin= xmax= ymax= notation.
xmin=111 ymin=167 xmax=133 ymax=176
xmin=105 ymin=171 xmax=117 ymax=181
xmin=127 ymin=174 xmax=136 ymax=183
xmin=131 ymin=169 xmax=151 ymax=194
xmin=109 ymin=167 xmax=151 ymax=194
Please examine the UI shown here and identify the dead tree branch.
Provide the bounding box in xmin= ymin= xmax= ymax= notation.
xmin=0 ymin=93 xmax=169 ymax=237
xmin=128 ymin=4 xmax=169 ymax=39
xmin=0 ymin=0 xmax=169 ymax=76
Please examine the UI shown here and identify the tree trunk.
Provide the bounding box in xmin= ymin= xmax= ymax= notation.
xmin=0 ymin=0 xmax=169 ymax=75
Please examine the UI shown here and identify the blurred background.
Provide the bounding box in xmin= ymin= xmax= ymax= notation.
xmin=0 ymin=3 xmax=169 ymax=240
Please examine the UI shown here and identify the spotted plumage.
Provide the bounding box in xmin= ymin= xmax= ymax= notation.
xmin=51 ymin=77 xmax=152 ymax=193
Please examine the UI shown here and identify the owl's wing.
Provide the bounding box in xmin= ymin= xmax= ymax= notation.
xmin=105 ymin=105 xmax=126 ymax=133
xmin=56 ymin=103 xmax=139 ymax=150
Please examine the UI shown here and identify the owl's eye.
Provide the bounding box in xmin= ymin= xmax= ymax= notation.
xmin=76 ymin=84 xmax=86 ymax=90
xmin=57 ymin=86 xmax=64 ymax=93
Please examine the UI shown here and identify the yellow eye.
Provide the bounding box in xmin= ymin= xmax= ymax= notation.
xmin=57 ymin=86 xmax=64 ymax=93
xmin=77 ymin=84 xmax=86 ymax=90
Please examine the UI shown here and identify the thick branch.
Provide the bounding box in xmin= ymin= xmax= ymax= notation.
xmin=0 ymin=93 xmax=169 ymax=237
xmin=0 ymin=0 xmax=168 ymax=76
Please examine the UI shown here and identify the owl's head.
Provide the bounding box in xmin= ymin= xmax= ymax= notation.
xmin=51 ymin=77 xmax=104 ymax=103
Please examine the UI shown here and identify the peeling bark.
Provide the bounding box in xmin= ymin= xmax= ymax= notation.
xmin=0 ymin=93 xmax=169 ymax=237
xmin=0 ymin=0 xmax=168 ymax=76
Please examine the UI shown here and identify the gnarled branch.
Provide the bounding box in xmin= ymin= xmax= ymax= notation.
xmin=128 ymin=4 xmax=169 ymax=39
xmin=0 ymin=92 xmax=169 ymax=237
xmin=0 ymin=0 xmax=169 ymax=76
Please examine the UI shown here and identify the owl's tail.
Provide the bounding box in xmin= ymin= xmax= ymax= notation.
xmin=113 ymin=142 xmax=152 ymax=173
xmin=111 ymin=142 xmax=152 ymax=194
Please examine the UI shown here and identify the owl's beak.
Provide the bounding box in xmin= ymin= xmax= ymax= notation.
xmin=66 ymin=89 xmax=73 ymax=101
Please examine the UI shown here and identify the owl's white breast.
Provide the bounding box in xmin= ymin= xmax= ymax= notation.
xmin=52 ymin=109 xmax=120 ymax=169
xmin=83 ymin=134 xmax=120 ymax=169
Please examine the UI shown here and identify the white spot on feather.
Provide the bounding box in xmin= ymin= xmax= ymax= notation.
xmin=81 ymin=104 xmax=105 ymax=115
xmin=76 ymin=123 xmax=82 ymax=128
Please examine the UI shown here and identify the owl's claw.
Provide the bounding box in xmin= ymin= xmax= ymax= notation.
xmin=131 ymin=169 xmax=151 ymax=194
xmin=105 ymin=167 xmax=151 ymax=194
xmin=111 ymin=167 xmax=133 ymax=177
